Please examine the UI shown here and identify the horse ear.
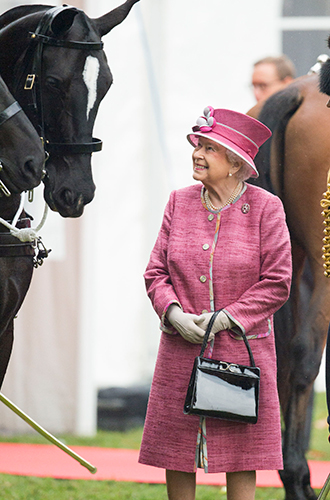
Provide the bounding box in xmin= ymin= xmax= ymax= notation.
xmin=50 ymin=7 xmax=79 ymax=36
xmin=93 ymin=0 xmax=139 ymax=37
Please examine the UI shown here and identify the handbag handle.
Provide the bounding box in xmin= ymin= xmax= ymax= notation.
xmin=200 ymin=310 xmax=257 ymax=368
xmin=200 ymin=310 xmax=221 ymax=357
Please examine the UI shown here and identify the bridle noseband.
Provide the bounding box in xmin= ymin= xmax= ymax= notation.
xmin=22 ymin=6 xmax=104 ymax=156
xmin=0 ymin=100 xmax=22 ymax=127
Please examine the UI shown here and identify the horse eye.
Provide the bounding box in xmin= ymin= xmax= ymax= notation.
xmin=46 ymin=77 xmax=61 ymax=90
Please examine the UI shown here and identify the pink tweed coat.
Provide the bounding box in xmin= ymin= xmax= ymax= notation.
xmin=139 ymin=182 xmax=292 ymax=474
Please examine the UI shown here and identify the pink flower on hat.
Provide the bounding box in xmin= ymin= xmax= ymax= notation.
xmin=196 ymin=106 xmax=216 ymax=132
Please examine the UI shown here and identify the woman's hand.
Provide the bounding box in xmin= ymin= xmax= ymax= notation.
xmin=196 ymin=311 xmax=234 ymax=334
xmin=166 ymin=305 xmax=212 ymax=344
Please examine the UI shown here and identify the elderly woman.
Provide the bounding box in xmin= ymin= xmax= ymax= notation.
xmin=139 ymin=107 xmax=292 ymax=500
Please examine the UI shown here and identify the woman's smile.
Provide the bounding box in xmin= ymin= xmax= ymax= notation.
xmin=193 ymin=163 xmax=208 ymax=171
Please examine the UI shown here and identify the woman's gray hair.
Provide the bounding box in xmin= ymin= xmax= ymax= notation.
xmin=225 ymin=150 xmax=254 ymax=181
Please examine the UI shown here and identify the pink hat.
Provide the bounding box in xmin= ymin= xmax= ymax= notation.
xmin=187 ymin=106 xmax=272 ymax=177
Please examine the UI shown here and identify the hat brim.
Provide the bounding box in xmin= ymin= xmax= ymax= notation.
xmin=187 ymin=132 xmax=259 ymax=178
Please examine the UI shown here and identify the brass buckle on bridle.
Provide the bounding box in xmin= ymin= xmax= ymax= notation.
xmin=24 ymin=74 xmax=36 ymax=90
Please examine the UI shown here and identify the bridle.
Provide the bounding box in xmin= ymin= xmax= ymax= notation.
xmin=20 ymin=5 xmax=104 ymax=156
xmin=0 ymin=100 xmax=23 ymax=197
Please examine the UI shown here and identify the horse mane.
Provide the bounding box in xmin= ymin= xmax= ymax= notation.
xmin=251 ymin=85 xmax=303 ymax=196
xmin=0 ymin=5 xmax=51 ymax=30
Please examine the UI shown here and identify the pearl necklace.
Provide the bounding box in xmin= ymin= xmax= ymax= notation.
xmin=204 ymin=182 xmax=242 ymax=212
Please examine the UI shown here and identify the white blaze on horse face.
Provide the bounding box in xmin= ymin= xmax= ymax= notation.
xmin=82 ymin=55 xmax=100 ymax=120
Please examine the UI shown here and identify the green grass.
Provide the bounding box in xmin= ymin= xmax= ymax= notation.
xmin=0 ymin=427 xmax=143 ymax=450
xmin=0 ymin=392 xmax=328 ymax=499
xmin=0 ymin=476 xmax=288 ymax=500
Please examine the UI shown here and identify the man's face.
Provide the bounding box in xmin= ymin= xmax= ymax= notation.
xmin=252 ymin=63 xmax=289 ymax=102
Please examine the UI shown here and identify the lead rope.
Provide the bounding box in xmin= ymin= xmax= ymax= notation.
xmin=0 ymin=192 xmax=50 ymax=266
xmin=321 ymin=168 xmax=330 ymax=277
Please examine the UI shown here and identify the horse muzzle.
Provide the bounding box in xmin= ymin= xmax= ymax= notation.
xmin=43 ymin=178 xmax=94 ymax=218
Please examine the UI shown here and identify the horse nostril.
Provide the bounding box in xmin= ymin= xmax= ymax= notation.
xmin=24 ymin=158 xmax=40 ymax=179
xmin=61 ymin=188 xmax=76 ymax=206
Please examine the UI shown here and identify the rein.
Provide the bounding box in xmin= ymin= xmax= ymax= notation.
xmin=22 ymin=5 xmax=104 ymax=156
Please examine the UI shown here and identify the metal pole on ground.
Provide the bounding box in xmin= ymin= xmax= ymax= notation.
xmin=318 ymin=473 xmax=330 ymax=500
xmin=0 ymin=392 xmax=97 ymax=474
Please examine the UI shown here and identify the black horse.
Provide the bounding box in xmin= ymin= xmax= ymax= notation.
xmin=0 ymin=0 xmax=139 ymax=217
xmin=0 ymin=74 xmax=45 ymax=387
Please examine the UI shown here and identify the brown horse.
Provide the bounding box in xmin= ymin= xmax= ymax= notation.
xmin=248 ymin=73 xmax=330 ymax=500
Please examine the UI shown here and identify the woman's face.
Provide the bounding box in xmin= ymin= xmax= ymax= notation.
xmin=192 ymin=137 xmax=232 ymax=188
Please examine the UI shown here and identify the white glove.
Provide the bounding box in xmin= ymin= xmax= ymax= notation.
xmin=195 ymin=311 xmax=234 ymax=335
xmin=166 ymin=304 xmax=212 ymax=344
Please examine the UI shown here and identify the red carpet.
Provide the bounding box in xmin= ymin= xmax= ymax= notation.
xmin=0 ymin=443 xmax=328 ymax=488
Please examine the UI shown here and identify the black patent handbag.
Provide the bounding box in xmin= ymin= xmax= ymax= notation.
xmin=183 ymin=310 xmax=260 ymax=424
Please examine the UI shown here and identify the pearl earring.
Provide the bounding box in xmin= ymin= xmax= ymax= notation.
xmin=229 ymin=173 xmax=232 ymax=177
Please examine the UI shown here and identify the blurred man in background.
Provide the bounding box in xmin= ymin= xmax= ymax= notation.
xmin=251 ymin=55 xmax=296 ymax=102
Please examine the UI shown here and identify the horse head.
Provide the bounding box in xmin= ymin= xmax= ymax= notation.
xmin=0 ymin=0 xmax=139 ymax=217
xmin=0 ymin=75 xmax=44 ymax=195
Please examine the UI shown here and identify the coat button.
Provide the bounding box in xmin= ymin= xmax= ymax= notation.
xmin=241 ymin=203 xmax=250 ymax=214
xmin=202 ymin=243 xmax=209 ymax=250
xmin=208 ymin=214 xmax=214 ymax=221
xmin=200 ymin=275 xmax=207 ymax=283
